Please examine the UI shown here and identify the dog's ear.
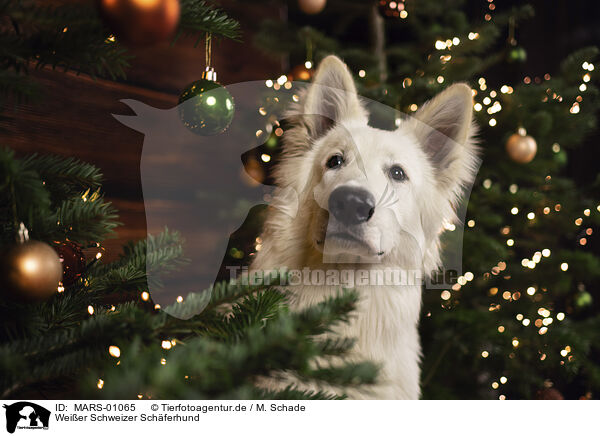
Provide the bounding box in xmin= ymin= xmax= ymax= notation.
xmin=412 ymin=83 xmax=478 ymax=198
xmin=301 ymin=55 xmax=367 ymax=138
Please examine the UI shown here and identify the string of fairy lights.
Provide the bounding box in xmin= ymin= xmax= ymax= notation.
xmin=391 ymin=0 xmax=597 ymax=399
xmin=462 ymin=207 xmax=592 ymax=396
xmin=439 ymin=180 xmax=599 ymax=398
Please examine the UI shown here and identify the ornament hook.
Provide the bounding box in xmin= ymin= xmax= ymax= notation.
xmin=203 ymin=33 xmax=217 ymax=82
xmin=18 ymin=222 xmax=29 ymax=243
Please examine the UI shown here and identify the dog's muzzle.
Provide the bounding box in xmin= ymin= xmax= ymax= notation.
xmin=328 ymin=186 xmax=375 ymax=226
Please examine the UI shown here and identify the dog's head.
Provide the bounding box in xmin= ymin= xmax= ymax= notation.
xmin=274 ymin=55 xmax=478 ymax=271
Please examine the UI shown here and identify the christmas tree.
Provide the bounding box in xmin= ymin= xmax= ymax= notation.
xmin=0 ymin=1 xmax=377 ymax=400
xmin=0 ymin=148 xmax=376 ymax=400
xmin=3 ymin=0 xmax=600 ymax=401
xmin=247 ymin=0 xmax=600 ymax=399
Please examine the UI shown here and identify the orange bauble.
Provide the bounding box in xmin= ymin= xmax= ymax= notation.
xmin=298 ymin=0 xmax=326 ymax=14
xmin=99 ymin=0 xmax=180 ymax=46
xmin=288 ymin=64 xmax=314 ymax=82
xmin=0 ymin=241 xmax=63 ymax=302
xmin=506 ymin=130 xmax=537 ymax=164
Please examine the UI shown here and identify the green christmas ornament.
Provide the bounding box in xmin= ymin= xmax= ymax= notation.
xmin=506 ymin=17 xmax=526 ymax=64
xmin=507 ymin=46 xmax=527 ymax=63
xmin=553 ymin=148 xmax=568 ymax=166
xmin=575 ymin=291 xmax=593 ymax=308
xmin=178 ymin=34 xmax=234 ymax=135
xmin=178 ymin=67 xmax=235 ymax=135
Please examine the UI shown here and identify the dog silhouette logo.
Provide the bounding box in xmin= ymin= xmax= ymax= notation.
xmin=112 ymin=78 xmax=477 ymax=319
xmin=3 ymin=402 xmax=50 ymax=433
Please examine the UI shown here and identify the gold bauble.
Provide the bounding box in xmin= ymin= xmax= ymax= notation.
xmin=0 ymin=241 xmax=63 ymax=302
xmin=99 ymin=0 xmax=180 ymax=46
xmin=288 ymin=64 xmax=314 ymax=82
xmin=298 ymin=0 xmax=327 ymax=14
xmin=506 ymin=130 xmax=537 ymax=163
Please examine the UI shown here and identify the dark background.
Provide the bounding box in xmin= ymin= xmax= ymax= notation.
xmin=2 ymin=0 xmax=599 ymax=261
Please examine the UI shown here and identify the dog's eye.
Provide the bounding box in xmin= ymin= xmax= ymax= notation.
xmin=326 ymin=154 xmax=344 ymax=169
xmin=389 ymin=165 xmax=407 ymax=181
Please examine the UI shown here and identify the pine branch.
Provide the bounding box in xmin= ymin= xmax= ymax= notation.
xmin=300 ymin=361 xmax=379 ymax=388
xmin=255 ymin=385 xmax=345 ymax=400
xmin=0 ymin=147 xmax=50 ymax=239
xmin=31 ymin=195 xmax=119 ymax=244
xmin=313 ymin=336 xmax=357 ymax=357
xmin=88 ymin=229 xmax=186 ymax=296
xmin=22 ymin=153 xmax=104 ymax=201
xmin=0 ymin=304 xmax=156 ymax=398
xmin=81 ymin=289 xmax=376 ymax=399
xmin=203 ymin=271 xmax=285 ymax=313
xmin=177 ymin=0 xmax=241 ymax=42
xmin=2 ymin=1 xmax=131 ymax=81
xmin=195 ymin=288 xmax=288 ymax=340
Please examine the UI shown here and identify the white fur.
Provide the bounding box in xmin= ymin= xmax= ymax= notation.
xmin=251 ymin=56 xmax=478 ymax=399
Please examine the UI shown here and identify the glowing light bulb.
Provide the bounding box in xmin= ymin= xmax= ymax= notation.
xmin=21 ymin=258 xmax=38 ymax=274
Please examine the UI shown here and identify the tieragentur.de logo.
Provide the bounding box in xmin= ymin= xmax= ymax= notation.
xmin=3 ymin=402 xmax=50 ymax=434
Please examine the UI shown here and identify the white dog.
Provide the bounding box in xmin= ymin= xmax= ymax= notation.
xmin=251 ymin=55 xmax=478 ymax=399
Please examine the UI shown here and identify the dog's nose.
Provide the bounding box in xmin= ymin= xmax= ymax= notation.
xmin=328 ymin=186 xmax=375 ymax=225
